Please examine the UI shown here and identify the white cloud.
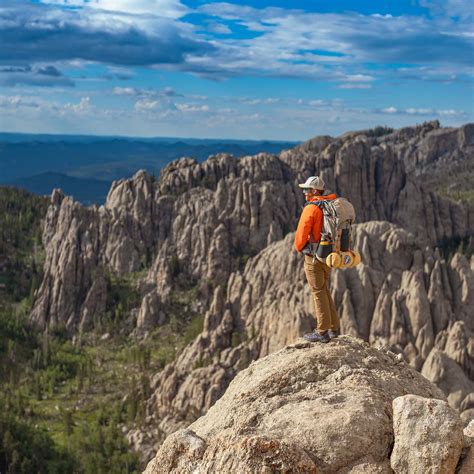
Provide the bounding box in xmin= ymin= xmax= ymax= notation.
xmin=2 ymin=2 xmax=209 ymax=68
xmin=308 ymin=99 xmax=325 ymax=106
xmin=175 ymin=103 xmax=210 ymax=112
xmin=344 ymin=74 xmax=375 ymax=82
xmin=39 ymin=0 xmax=189 ymax=18
xmin=436 ymin=109 xmax=465 ymax=116
xmin=420 ymin=0 xmax=473 ymax=21
xmin=379 ymin=106 xmax=466 ymax=117
xmin=113 ymin=86 xmax=179 ymax=98
xmin=4 ymin=0 xmax=473 ymax=85
xmin=193 ymin=3 xmax=473 ymax=82
xmin=205 ymin=21 xmax=232 ymax=34
xmin=382 ymin=107 xmax=398 ymax=113
xmin=113 ymin=86 xmax=136 ymax=96
xmin=134 ymin=98 xmax=161 ymax=111
xmin=405 ymin=107 xmax=433 ymax=115
xmin=337 ymin=84 xmax=373 ymax=89
xmin=0 ymin=95 xmax=41 ymax=108
xmin=1 ymin=91 xmax=469 ymax=140
xmin=0 ymin=94 xmax=101 ymax=118
xmin=65 ymin=96 xmax=91 ymax=113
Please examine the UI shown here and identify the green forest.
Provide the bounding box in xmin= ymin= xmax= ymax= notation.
xmin=0 ymin=187 xmax=205 ymax=473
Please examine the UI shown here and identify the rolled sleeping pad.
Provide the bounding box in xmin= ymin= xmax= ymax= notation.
xmin=339 ymin=251 xmax=354 ymax=268
xmin=326 ymin=252 xmax=342 ymax=268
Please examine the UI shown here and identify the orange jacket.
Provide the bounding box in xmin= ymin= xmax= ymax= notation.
xmin=294 ymin=194 xmax=337 ymax=252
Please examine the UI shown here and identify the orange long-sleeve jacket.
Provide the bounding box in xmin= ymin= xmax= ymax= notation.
xmin=294 ymin=194 xmax=337 ymax=252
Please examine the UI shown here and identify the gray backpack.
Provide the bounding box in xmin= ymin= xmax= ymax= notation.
xmin=307 ymin=197 xmax=356 ymax=257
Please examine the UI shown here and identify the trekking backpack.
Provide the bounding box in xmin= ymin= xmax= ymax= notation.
xmin=307 ymin=197 xmax=361 ymax=268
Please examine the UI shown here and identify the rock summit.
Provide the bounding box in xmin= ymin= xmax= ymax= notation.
xmin=145 ymin=336 xmax=467 ymax=473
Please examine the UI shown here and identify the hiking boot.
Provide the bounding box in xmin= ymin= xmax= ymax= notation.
xmin=328 ymin=329 xmax=340 ymax=339
xmin=303 ymin=330 xmax=330 ymax=343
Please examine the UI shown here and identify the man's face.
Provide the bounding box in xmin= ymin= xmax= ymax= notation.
xmin=303 ymin=188 xmax=317 ymax=199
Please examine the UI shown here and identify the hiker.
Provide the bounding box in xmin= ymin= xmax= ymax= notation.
xmin=294 ymin=176 xmax=340 ymax=343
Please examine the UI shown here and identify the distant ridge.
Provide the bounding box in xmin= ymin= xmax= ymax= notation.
xmin=0 ymin=135 xmax=297 ymax=185
xmin=0 ymin=131 xmax=297 ymax=145
xmin=9 ymin=172 xmax=112 ymax=205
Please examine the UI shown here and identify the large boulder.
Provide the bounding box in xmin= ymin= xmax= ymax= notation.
xmin=145 ymin=336 xmax=448 ymax=473
xmin=390 ymin=395 xmax=464 ymax=473
xmin=458 ymin=420 xmax=474 ymax=473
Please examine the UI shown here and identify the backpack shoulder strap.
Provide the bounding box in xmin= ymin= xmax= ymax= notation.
xmin=305 ymin=200 xmax=324 ymax=208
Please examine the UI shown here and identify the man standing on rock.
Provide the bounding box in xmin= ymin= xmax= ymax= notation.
xmin=294 ymin=176 xmax=340 ymax=343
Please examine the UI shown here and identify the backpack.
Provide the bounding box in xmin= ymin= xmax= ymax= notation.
xmin=307 ymin=197 xmax=359 ymax=267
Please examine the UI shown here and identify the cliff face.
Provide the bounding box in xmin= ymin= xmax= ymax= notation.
xmin=29 ymin=122 xmax=474 ymax=459
xmin=145 ymin=337 xmax=469 ymax=473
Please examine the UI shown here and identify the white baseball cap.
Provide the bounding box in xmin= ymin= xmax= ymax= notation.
xmin=298 ymin=176 xmax=325 ymax=190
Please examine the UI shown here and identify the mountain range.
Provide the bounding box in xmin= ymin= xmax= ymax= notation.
xmin=0 ymin=133 xmax=296 ymax=205
xmin=1 ymin=121 xmax=472 ymax=471
xmin=25 ymin=120 xmax=473 ymax=464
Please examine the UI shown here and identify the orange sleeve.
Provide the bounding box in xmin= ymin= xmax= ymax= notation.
xmin=294 ymin=204 xmax=323 ymax=252
xmin=294 ymin=205 xmax=314 ymax=252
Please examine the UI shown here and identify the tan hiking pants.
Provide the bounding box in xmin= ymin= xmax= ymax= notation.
xmin=304 ymin=255 xmax=339 ymax=333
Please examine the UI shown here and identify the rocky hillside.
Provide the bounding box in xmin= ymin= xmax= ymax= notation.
xmin=145 ymin=337 xmax=473 ymax=473
xmin=28 ymin=121 xmax=474 ymax=462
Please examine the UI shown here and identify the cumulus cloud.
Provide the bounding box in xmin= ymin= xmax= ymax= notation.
xmin=65 ymin=96 xmax=91 ymax=113
xmin=134 ymin=98 xmax=161 ymax=111
xmin=420 ymin=0 xmax=473 ymax=21
xmin=344 ymin=74 xmax=375 ymax=82
xmin=0 ymin=93 xmax=96 ymax=116
xmin=1 ymin=0 xmax=472 ymax=84
xmin=405 ymin=107 xmax=433 ymax=115
xmin=437 ymin=109 xmax=465 ymax=116
xmin=379 ymin=106 xmax=466 ymax=117
xmin=0 ymin=95 xmax=42 ymax=109
xmin=39 ymin=0 xmax=189 ymax=18
xmin=205 ymin=21 xmax=232 ymax=34
xmin=175 ymin=103 xmax=210 ymax=112
xmin=195 ymin=2 xmax=474 ymax=81
xmin=0 ymin=2 xmax=212 ymax=66
xmin=113 ymin=86 xmax=181 ymax=98
xmin=113 ymin=86 xmax=137 ymax=96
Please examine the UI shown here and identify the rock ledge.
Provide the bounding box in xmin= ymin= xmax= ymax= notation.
xmin=145 ymin=336 xmax=462 ymax=473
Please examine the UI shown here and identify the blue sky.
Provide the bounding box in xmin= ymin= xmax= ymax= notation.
xmin=0 ymin=0 xmax=473 ymax=140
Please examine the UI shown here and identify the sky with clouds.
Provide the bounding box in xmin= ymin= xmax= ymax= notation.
xmin=0 ymin=0 xmax=473 ymax=140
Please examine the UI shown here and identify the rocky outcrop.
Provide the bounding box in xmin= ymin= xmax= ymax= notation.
xmin=280 ymin=121 xmax=473 ymax=245
xmin=145 ymin=337 xmax=456 ymax=473
xmin=421 ymin=321 xmax=474 ymax=424
xmin=31 ymin=123 xmax=472 ymax=333
xmin=30 ymin=189 xmax=108 ymax=331
xmin=391 ymin=395 xmax=464 ymax=473
xmin=30 ymin=171 xmax=160 ymax=331
xmin=146 ymin=221 xmax=473 ymax=447
xmin=459 ymin=420 xmax=474 ymax=473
